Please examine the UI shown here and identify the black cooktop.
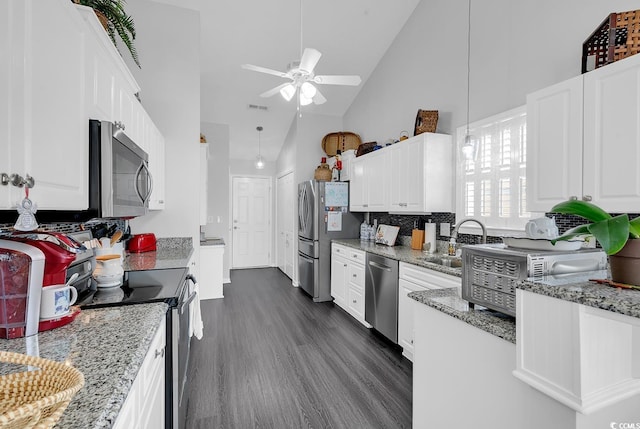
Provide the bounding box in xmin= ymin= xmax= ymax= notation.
xmin=77 ymin=267 xmax=188 ymax=309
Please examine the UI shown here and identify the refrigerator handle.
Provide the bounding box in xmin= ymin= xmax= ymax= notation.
xmin=298 ymin=186 xmax=305 ymax=232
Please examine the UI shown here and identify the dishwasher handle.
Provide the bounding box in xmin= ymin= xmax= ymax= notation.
xmin=368 ymin=260 xmax=392 ymax=271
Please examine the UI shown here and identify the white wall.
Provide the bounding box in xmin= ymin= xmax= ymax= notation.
xmin=124 ymin=1 xmax=201 ymax=273
xmin=201 ymin=122 xmax=231 ymax=282
xmin=344 ymin=0 xmax=639 ymax=142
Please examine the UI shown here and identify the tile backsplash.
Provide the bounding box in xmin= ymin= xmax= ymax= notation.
xmin=0 ymin=218 xmax=126 ymax=236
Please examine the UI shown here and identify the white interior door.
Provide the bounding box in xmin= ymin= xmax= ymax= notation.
xmin=232 ymin=176 xmax=271 ymax=268
xmin=276 ymin=172 xmax=295 ymax=279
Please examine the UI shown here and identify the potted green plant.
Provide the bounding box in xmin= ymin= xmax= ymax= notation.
xmin=551 ymin=200 xmax=640 ymax=285
xmin=75 ymin=0 xmax=140 ymax=68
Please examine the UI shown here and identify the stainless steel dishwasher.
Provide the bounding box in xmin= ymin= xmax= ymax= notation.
xmin=365 ymin=253 xmax=399 ymax=343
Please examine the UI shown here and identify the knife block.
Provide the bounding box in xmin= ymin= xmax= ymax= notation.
xmin=411 ymin=229 xmax=425 ymax=250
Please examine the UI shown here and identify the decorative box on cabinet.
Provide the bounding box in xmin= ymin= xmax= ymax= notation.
xmin=113 ymin=319 xmax=166 ymax=429
xmin=527 ymin=53 xmax=640 ymax=213
xmin=1 ymin=0 xmax=88 ymax=210
xmin=398 ymin=262 xmax=461 ymax=361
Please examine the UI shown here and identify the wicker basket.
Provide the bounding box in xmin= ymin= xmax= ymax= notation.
xmin=413 ymin=110 xmax=439 ymax=135
xmin=0 ymin=351 xmax=84 ymax=429
xmin=583 ymin=9 xmax=640 ymax=72
xmin=321 ymin=132 xmax=362 ymax=156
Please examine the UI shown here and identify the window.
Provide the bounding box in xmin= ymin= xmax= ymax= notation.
xmin=456 ymin=106 xmax=537 ymax=236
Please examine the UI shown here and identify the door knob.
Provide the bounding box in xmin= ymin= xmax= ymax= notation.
xmin=233 ymin=226 xmax=238 ymax=229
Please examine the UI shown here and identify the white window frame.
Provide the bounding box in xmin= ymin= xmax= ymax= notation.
xmin=455 ymin=105 xmax=542 ymax=237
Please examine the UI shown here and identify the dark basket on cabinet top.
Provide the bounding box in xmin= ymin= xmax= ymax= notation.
xmin=413 ymin=109 xmax=438 ymax=136
xmin=582 ymin=9 xmax=640 ymax=73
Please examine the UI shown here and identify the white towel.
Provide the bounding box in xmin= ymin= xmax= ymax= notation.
xmin=190 ymin=280 xmax=204 ymax=340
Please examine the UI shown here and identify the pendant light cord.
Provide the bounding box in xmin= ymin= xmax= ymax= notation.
xmin=466 ymin=0 xmax=471 ymax=136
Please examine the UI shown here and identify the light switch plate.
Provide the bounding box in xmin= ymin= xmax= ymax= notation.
xmin=440 ymin=222 xmax=450 ymax=237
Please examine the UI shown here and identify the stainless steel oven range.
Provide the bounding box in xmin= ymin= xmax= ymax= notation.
xmin=76 ymin=267 xmax=196 ymax=428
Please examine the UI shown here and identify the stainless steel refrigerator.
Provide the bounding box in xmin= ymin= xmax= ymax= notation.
xmin=298 ymin=180 xmax=363 ymax=302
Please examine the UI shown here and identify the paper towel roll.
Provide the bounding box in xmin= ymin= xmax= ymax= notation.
xmin=424 ymin=223 xmax=437 ymax=254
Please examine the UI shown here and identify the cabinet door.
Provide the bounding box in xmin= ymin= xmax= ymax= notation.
xmin=389 ymin=139 xmax=424 ymax=212
xmin=347 ymin=286 xmax=365 ymax=321
xmin=148 ymin=126 xmax=166 ymax=210
xmin=350 ymin=157 xmax=366 ymax=211
xmin=0 ymin=1 xmax=10 ymax=206
xmin=330 ymin=253 xmax=348 ymax=308
xmin=398 ymin=278 xmax=423 ymax=361
xmin=526 ymin=76 xmax=584 ymax=212
xmin=5 ymin=0 xmax=89 ymax=210
xmin=583 ymin=54 xmax=640 ymax=212
xmin=363 ymin=150 xmax=388 ymax=211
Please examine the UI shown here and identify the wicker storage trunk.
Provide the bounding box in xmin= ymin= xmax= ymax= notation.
xmin=583 ymin=9 xmax=640 ymax=72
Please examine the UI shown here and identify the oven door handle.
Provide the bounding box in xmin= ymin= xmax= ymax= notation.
xmin=180 ymin=292 xmax=197 ymax=314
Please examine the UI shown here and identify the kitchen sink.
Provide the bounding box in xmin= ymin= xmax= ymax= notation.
xmin=417 ymin=255 xmax=463 ymax=269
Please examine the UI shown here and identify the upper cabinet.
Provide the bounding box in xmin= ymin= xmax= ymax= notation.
xmin=350 ymin=133 xmax=453 ymax=213
xmin=527 ymin=54 xmax=640 ymax=213
xmin=1 ymin=0 xmax=88 ymax=210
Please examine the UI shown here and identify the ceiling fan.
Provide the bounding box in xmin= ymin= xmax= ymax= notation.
xmin=241 ymin=47 xmax=362 ymax=106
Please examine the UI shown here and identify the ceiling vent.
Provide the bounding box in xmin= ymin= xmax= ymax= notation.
xmin=248 ymin=104 xmax=268 ymax=111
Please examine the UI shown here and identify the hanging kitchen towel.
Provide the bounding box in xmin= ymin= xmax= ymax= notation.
xmin=190 ymin=279 xmax=204 ymax=340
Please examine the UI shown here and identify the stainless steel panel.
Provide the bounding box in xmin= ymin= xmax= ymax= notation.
xmin=297 ymin=252 xmax=317 ymax=298
xmin=365 ymin=253 xmax=399 ymax=343
xmin=298 ymin=181 xmax=316 ymax=241
xmin=298 ymin=237 xmax=318 ymax=258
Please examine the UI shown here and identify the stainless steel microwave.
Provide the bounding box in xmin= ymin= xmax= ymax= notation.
xmin=88 ymin=120 xmax=152 ymax=218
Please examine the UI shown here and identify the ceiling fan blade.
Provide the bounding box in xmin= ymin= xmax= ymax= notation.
xmin=314 ymin=75 xmax=362 ymax=86
xmin=299 ymin=48 xmax=322 ymax=73
xmin=313 ymin=89 xmax=327 ymax=105
xmin=259 ymin=83 xmax=291 ymax=98
xmin=241 ymin=63 xmax=288 ymax=78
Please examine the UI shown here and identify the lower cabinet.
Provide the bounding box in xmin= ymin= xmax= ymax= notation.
xmin=114 ymin=318 xmax=166 ymax=429
xmin=398 ymin=262 xmax=461 ymax=361
xmin=330 ymin=243 xmax=369 ymax=327
xmin=199 ymin=243 xmax=224 ymax=299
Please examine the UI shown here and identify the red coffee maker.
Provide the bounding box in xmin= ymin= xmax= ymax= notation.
xmin=0 ymin=233 xmax=82 ymax=338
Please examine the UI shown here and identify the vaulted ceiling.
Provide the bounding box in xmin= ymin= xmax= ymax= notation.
xmin=151 ymin=0 xmax=420 ymax=162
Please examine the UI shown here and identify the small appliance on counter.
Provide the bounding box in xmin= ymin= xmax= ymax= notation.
xmin=128 ymin=233 xmax=157 ymax=253
xmin=461 ymin=244 xmax=607 ymax=317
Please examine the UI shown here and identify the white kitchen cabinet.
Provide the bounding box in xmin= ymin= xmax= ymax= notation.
xmin=388 ymin=133 xmax=453 ymax=213
xmin=0 ymin=0 xmax=88 ymax=210
xmin=199 ymin=242 xmax=224 ymax=300
xmin=330 ymin=244 xmax=349 ymax=308
xmin=114 ymin=318 xmax=166 ymax=429
xmin=199 ymin=144 xmax=209 ymax=225
xmin=527 ymin=53 xmax=640 ymax=213
xmin=330 ymin=243 xmax=369 ymax=327
xmin=350 ymin=149 xmax=388 ymax=212
xmin=398 ymin=262 xmax=461 ymax=361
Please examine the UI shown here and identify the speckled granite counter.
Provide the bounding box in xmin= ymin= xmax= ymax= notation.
xmin=200 ymin=238 xmax=225 ymax=247
xmin=408 ymin=288 xmax=516 ymax=343
xmin=518 ymin=270 xmax=640 ymax=319
xmin=333 ymin=238 xmax=462 ymax=278
xmin=0 ymin=303 xmax=167 ymax=428
xmin=124 ymin=236 xmax=193 ymax=271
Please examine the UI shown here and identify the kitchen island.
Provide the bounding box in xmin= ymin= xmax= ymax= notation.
xmin=0 ymin=303 xmax=167 ymax=428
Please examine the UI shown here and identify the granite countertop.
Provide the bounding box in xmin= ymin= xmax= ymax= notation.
xmin=518 ymin=270 xmax=640 ymax=319
xmin=408 ymin=288 xmax=516 ymax=343
xmin=334 ymin=238 xmax=462 ymax=278
xmin=0 ymin=303 xmax=167 ymax=428
xmin=200 ymin=237 xmax=225 ymax=247
xmin=123 ymin=236 xmax=193 ymax=271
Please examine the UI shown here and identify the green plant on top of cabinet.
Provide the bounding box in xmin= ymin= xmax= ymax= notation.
xmin=74 ymin=0 xmax=140 ymax=68
xmin=527 ymin=53 xmax=640 ymax=213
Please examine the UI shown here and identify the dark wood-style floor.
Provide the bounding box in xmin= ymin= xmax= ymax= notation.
xmin=185 ymin=268 xmax=412 ymax=429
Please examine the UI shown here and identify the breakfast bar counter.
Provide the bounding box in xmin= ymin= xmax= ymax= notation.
xmin=0 ymin=303 xmax=167 ymax=428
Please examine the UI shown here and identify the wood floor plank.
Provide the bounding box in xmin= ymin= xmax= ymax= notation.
xmin=185 ymin=268 xmax=412 ymax=429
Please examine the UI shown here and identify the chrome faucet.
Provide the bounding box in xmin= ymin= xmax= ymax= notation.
xmin=448 ymin=218 xmax=487 ymax=256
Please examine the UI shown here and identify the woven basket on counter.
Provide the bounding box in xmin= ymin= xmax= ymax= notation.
xmin=0 ymin=351 xmax=84 ymax=429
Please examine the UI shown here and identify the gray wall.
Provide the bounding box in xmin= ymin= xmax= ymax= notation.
xmin=125 ymin=0 xmax=201 ymax=275
xmin=344 ymin=0 xmax=639 ymax=142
